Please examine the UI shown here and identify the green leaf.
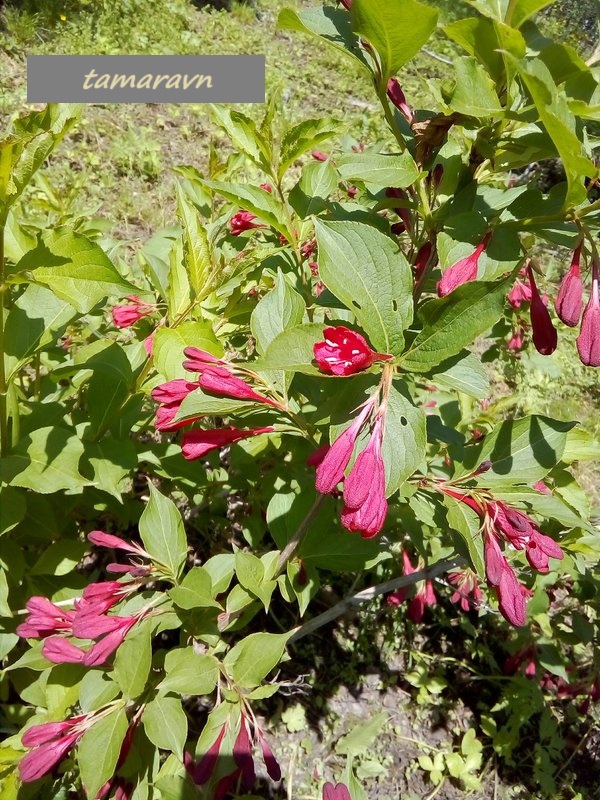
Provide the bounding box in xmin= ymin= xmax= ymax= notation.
xmin=430 ymin=351 xmax=490 ymax=399
xmin=13 ymin=227 xmax=136 ymax=313
xmin=250 ymin=271 xmax=305 ymax=354
xmin=465 ymin=0 xmax=509 ymax=20
xmin=159 ymin=647 xmax=219 ymax=696
xmin=80 ymin=437 xmax=137 ymax=501
xmin=113 ymin=620 xmax=153 ymax=699
xmin=168 ymin=567 xmax=220 ymax=610
xmin=142 ymin=695 xmax=188 ymax=759
xmin=138 ymin=483 xmax=188 ymax=580
xmin=79 ymin=671 xmax=120 ymax=713
xmin=153 ymin=323 xmax=222 ymax=381
xmin=176 ymin=185 xmax=215 ymax=299
xmin=235 ymin=550 xmax=277 ymax=611
xmin=289 ymin=159 xmax=338 ymax=219
xmin=0 ymin=104 xmax=80 ymax=220
xmin=278 ymin=6 xmax=368 ymax=70
xmin=78 ymin=706 xmax=128 ymax=800
xmin=0 ymin=487 xmax=26 ymax=536
xmin=200 ymin=179 xmax=291 ymax=240
xmin=508 ymin=0 xmax=556 ymax=28
xmin=443 ymin=494 xmax=485 ymax=576
xmin=211 ymin=106 xmax=272 ymax=172
xmin=444 ymin=17 xmax=525 ymax=82
xmin=30 ymin=540 xmax=87 ymax=576
xmin=382 ymin=386 xmax=427 ymax=494
xmin=84 ymin=342 xmax=134 ymax=438
xmin=400 ymin=280 xmax=508 ymax=373
xmin=0 ymin=426 xmax=87 ymax=493
xmin=167 ymin=238 xmax=192 ymax=322
xmin=449 ymin=56 xmax=503 ymax=117
xmin=279 ymin=118 xmax=339 ymax=180
xmin=254 ymin=323 xmax=326 ymax=374
xmin=336 ymin=712 xmax=388 ymax=755
xmin=4 ymin=284 xmax=76 ymax=380
xmin=511 ymin=56 xmax=594 ymax=207
xmin=461 ymin=415 xmax=575 ymax=485
xmin=351 ymin=0 xmax=438 ymax=80
xmin=336 ymin=152 xmax=420 ymax=188
xmin=223 ymin=632 xmax=290 ymax=688
xmin=174 ymin=386 xmax=261 ymax=423
xmin=314 ymin=219 xmax=413 ymax=356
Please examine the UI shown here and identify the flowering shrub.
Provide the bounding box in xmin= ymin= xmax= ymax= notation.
xmin=1 ymin=1 xmax=600 ymax=797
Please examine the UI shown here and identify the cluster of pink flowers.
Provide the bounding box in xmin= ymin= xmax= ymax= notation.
xmin=185 ymin=711 xmax=280 ymax=799
xmin=151 ymin=346 xmax=280 ymax=459
xmin=311 ymin=327 xmax=394 ymax=537
xmin=555 ymin=247 xmax=600 ymax=366
xmin=17 ymin=532 xmax=153 ymax=666
xmin=442 ymin=488 xmax=563 ymax=626
xmin=111 ymin=295 xmax=156 ymax=329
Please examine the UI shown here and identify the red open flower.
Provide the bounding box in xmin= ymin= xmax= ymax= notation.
xmin=112 ymin=296 xmax=154 ymax=329
xmin=313 ymin=327 xmax=392 ymax=376
xmin=230 ymin=211 xmax=263 ymax=235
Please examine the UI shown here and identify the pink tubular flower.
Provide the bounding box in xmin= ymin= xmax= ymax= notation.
xmin=315 ymin=400 xmax=374 ymax=494
xmin=151 ymin=379 xmax=201 ymax=432
xmin=448 ymin=569 xmax=483 ymax=612
xmin=323 ymin=783 xmax=352 ymax=800
xmin=577 ymin=258 xmax=600 ymax=366
xmin=527 ymin=264 xmax=557 ymax=355
xmin=42 ymin=637 xmax=85 ymax=664
xmin=196 ymin=365 xmax=281 ymax=407
xmin=494 ymin=503 xmax=564 ymax=573
xmin=76 ymin=581 xmax=135 ymax=616
xmin=307 ymin=443 xmax=330 ymax=468
xmin=555 ymin=245 xmax=583 ymax=327
xmin=182 ymin=346 xmax=225 ymax=371
xmin=311 ymin=150 xmax=328 ymax=161
xmin=341 ymin=416 xmax=388 ymax=538
xmin=233 ymin=718 xmax=256 ymax=789
xmin=112 ymin=296 xmax=154 ymax=329
xmin=181 ymin=425 xmax=274 ymax=460
xmin=496 ymin=563 xmax=532 ymax=627
xmin=414 ymin=242 xmax=434 ymax=281
xmin=83 ymin=616 xmax=138 ymax=666
xmin=87 ymin=530 xmax=147 ymax=556
xmin=17 ymin=597 xmax=75 ymax=639
xmin=386 ymin=77 xmax=414 ymax=124
xmin=260 ymin=182 xmax=272 ymax=193
xmin=385 ymin=187 xmax=413 ymax=235
xmin=143 ymin=332 xmax=155 ymax=357
xmin=313 ymin=326 xmax=392 ymax=376
xmin=230 ymin=211 xmax=263 ymax=235
xmin=508 ymin=278 xmax=532 ymax=309
xmin=257 ymin=730 xmax=281 ymax=781
xmin=193 ymin=725 xmax=227 ymax=785
xmin=507 ymin=329 xmax=524 ymax=352
xmin=437 ymin=235 xmax=490 ymax=297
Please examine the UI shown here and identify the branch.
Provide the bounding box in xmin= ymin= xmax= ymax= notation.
xmin=289 ymin=556 xmax=464 ymax=643
xmin=275 ymin=494 xmax=328 ymax=575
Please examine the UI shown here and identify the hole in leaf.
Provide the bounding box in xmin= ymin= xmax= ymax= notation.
xmin=392 ymin=300 xmax=398 ymax=311
xmin=352 ymin=300 xmax=362 ymax=310
xmin=400 ymin=416 xmax=408 ymax=426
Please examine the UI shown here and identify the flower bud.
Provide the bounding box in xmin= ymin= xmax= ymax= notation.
xmin=555 ymin=245 xmax=584 ymax=327
xmin=527 ymin=265 xmax=557 ymax=355
xmin=577 ymin=259 xmax=600 ymax=366
xmin=437 ymin=234 xmax=489 ymax=297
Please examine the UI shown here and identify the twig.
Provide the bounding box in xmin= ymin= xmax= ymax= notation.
xmin=289 ymin=557 xmax=463 ymax=643
xmin=422 ymin=47 xmax=453 ymax=66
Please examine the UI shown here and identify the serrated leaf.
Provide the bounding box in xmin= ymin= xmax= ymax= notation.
xmin=382 ymin=386 xmax=427 ymax=494
xmin=0 ymin=426 xmax=87 ymax=493
xmin=400 ymin=280 xmax=507 ymax=373
xmin=279 ymin=118 xmax=339 ymax=180
xmin=176 ymin=185 xmax=215 ymax=299
xmin=250 ymin=271 xmax=305 ymax=354
xmin=430 ymin=351 xmax=490 ymax=399
xmin=138 ymin=483 xmax=188 ymax=580
xmin=444 ymin=495 xmax=485 ymax=576
xmin=336 ymin=152 xmax=420 ymax=188
xmin=13 ymin=227 xmax=136 ymax=313
xmin=314 ymin=219 xmax=413 ymax=355
xmin=278 ymin=6 xmax=369 ymax=70
xmin=450 ymin=56 xmax=503 ymax=117
xmin=78 ymin=706 xmax=128 ymax=800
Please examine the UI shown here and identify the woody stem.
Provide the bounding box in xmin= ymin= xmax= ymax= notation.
xmin=275 ymin=494 xmax=328 ymax=575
